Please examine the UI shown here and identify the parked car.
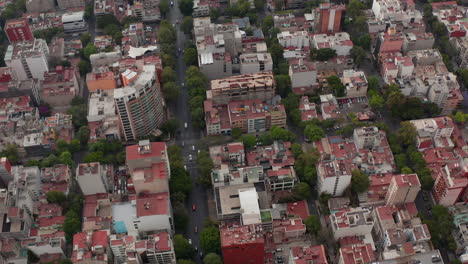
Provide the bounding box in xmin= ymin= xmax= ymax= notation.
xmin=192 ymin=204 xmax=196 ymax=211
xmin=188 ymin=239 xmax=192 ymax=245
xmin=194 ymin=225 xmax=198 ymax=233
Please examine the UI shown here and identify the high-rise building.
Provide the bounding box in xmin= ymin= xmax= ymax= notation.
xmin=385 ymin=174 xmax=421 ymax=205
xmin=4 ymin=19 xmax=34 ymax=43
xmin=114 ymin=65 xmax=165 ymax=141
xmin=317 ymin=3 xmax=345 ymax=34
xmin=4 ymin=39 xmax=49 ymax=81
xmin=221 ymin=225 xmax=265 ymax=264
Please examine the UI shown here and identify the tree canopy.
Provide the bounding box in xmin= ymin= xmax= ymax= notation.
xmin=351 ymin=169 xmax=369 ymax=193
xmin=200 ymin=226 xmax=221 ymax=254
xmin=173 ymin=235 xmax=194 ymax=259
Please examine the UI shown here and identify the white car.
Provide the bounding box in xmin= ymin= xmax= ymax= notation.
xmin=184 ymin=165 xmax=187 ymax=170
xmin=184 ymin=122 xmax=187 ymax=128
xmin=192 ymin=145 xmax=195 ymax=151
xmin=188 ymin=239 xmax=192 ymax=245
xmin=189 ymin=154 xmax=192 ymax=161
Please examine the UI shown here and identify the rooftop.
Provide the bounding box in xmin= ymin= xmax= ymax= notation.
xmin=136 ymin=192 xmax=169 ymax=217
xmin=126 ymin=141 xmax=167 ymax=161
xmin=220 ymin=225 xmax=264 ymax=247
xmin=290 ymin=245 xmax=328 ymax=264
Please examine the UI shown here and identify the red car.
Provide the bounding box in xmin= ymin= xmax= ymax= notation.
xmin=192 ymin=204 xmax=196 ymax=211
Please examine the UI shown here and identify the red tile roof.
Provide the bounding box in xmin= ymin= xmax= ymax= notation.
xmin=287 ymin=200 xmax=309 ymax=220
xmin=136 ymin=192 xmax=169 ymax=217
xmin=126 ymin=142 xmax=167 ymax=161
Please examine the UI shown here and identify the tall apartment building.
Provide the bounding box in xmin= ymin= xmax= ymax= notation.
xmin=114 ymin=65 xmax=165 ymax=141
xmin=4 ymin=39 xmax=49 ymax=81
xmin=317 ymin=3 xmax=345 ymax=33
xmin=289 ymin=58 xmax=318 ymax=94
xmin=385 ymin=174 xmax=421 ymax=205
xmin=239 ymin=53 xmax=273 ymax=74
xmin=221 ymin=225 xmax=265 ymax=264
xmin=57 ymin=0 xmax=85 ymax=9
xmin=76 ymin=162 xmax=111 ymax=195
xmin=5 ymin=19 xmax=34 ymax=43
xmin=208 ymin=72 xmax=275 ymax=104
xmin=87 ymin=91 xmax=121 ymax=141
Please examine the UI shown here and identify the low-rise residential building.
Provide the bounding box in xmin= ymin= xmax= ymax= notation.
xmin=204 ymin=99 xmax=286 ymax=136
xmin=208 ymin=72 xmax=275 ymax=105
xmin=41 ymin=66 xmax=80 ymax=110
xmin=239 ymin=53 xmax=273 ymax=74
xmin=299 ymin=96 xmax=319 ymax=121
xmin=266 ymin=166 xmax=296 ymax=191
xmin=289 ymin=58 xmax=318 ymax=94
xmin=330 ymin=207 xmax=374 ymax=240
xmin=41 ymin=164 xmax=71 ymax=195
xmin=87 ymin=90 xmax=121 ymax=141
xmin=62 ymin=11 xmax=87 ymax=33
xmin=76 ymin=162 xmax=112 ymax=195
xmin=340 ymin=70 xmax=368 ymax=98
xmin=72 ymin=230 xmax=109 ymax=264
xmin=338 ymin=236 xmax=376 ymax=264
xmin=320 ymin=94 xmax=340 ymax=120
xmin=402 ymin=32 xmax=435 ymax=54
xmin=312 ymin=32 xmax=354 ymax=56
xmin=23 ymin=231 xmax=65 ymax=260
xmin=25 ymin=0 xmax=54 ymax=13
xmin=112 ymin=192 xmax=173 ymax=236
xmin=277 ymin=31 xmax=310 ymax=50
xmin=109 ymin=232 xmax=176 ymax=264
xmin=289 ymin=245 xmax=328 ymax=264
xmin=86 ymin=71 xmax=117 ymax=93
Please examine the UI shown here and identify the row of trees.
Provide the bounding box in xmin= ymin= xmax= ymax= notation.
xmin=46 ymin=191 xmax=83 ymax=241
xmin=185 ymin=66 xmax=209 ymax=128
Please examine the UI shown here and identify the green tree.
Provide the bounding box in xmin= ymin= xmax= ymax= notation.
xmin=294 ymin=182 xmax=311 ymax=200
xmin=200 ymin=226 xmax=221 ymax=254
xmin=453 ymin=111 xmax=468 ymax=124
xmin=84 ymin=151 xmax=105 ymax=163
xmin=159 ymin=0 xmax=170 ymax=16
xmin=254 ymin=0 xmax=264 ymax=10
xmin=316 ymin=48 xmax=337 ymax=61
xmin=268 ymin=41 xmax=284 ymax=66
xmin=369 ymin=93 xmax=384 ymax=110
xmin=354 ymin=34 xmax=371 ymax=50
xmin=46 ymin=190 xmax=67 ymax=204
xmin=170 ymin=166 xmax=192 ymax=195
xmin=77 ymin=126 xmax=90 ymax=146
xmin=456 ymin=68 xmax=468 ymax=87
xmin=304 ymin=124 xmax=325 ymax=142
xmin=197 ymin=151 xmax=214 ymax=186
xmin=240 ymin=134 xmax=257 ymax=149
xmin=184 ymin=48 xmax=198 ymax=66
xmin=63 ymin=210 xmax=81 ymax=241
xmin=305 ymin=215 xmax=321 ymax=234
xmin=291 ymin=143 xmax=303 ymax=158
xmin=97 ymin=14 xmax=120 ymax=29
xmin=191 ymin=108 xmax=205 ymax=128
xmin=181 ymin=16 xmax=194 ymax=34
xmin=351 ymin=169 xmax=369 ymax=193
xmin=68 ymin=139 xmax=81 ymax=153
xmin=231 ymin=128 xmax=242 ymax=139
xmin=59 ymin=151 xmax=73 ymax=167
xmin=210 ymin=8 xmax=220 ymax=20
xmin=179 ymin=0 xmax=194 ymax=16
xmin=83 ymin=43 xmax=98 ymax=59
xmin=401 ymin=167 xmax=413 ymax=174
xmin=80 ymin=33 xmax=91 ymax=46
xmin=269 ymin=126 xmax=296 ymax=142
xmin=397 ymin=121 xmax=417 ymax=146
xmin=162 ymin=81 xmax=181 ymax=102
xmin=78 ymin=60 xmax=91 ymax=75
xmin=262 ymin=15 xmax=274 ymax=37
xmin=162 ymin=67 xmax=176 ymax=84
xmin=1 ymin=144 xmax=19 ymax=164
xmin=173 ymin=235 xmax=194 ymax=259
xmin=350 ymin=46 xmax=366 ymax=67
xmin=55 ymin=139 xmax=69 ymax=154
xmin=327 ymin=75 xmax=345 ymax=97
xmin=423 ymin=205 xmax=455 ymax=249
xmin=367 ymin=76 xmax=380 ymax=92
xmin=84 ymin=5 xmax=93 ymax=19
xmin=161 ymin=119 xmax=179 ymax=137
xmin=203 ymin=253 xmax=223 ymax=264
xmin=274 ymin=75 xmax=291 ymax=97
xmin=68 ymin=104 xmax=88 ymax=128
xmin=346 ymin=0 xmax=365 ymax=19
xmin=173 ymin=202 xmax=190 ymax=232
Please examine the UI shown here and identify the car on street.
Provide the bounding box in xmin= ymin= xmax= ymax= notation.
xmin=181 ymin=82 xmax=185 ymax=87
xmin=192 ymin=204 xmax=196 ymax=211
xmin=188 ymin=239 xmax=192 ymax=245
xmin=176 ymin=19 xmax=179 ymax=24
xmin=184 ymin=122 xmax=187 ymax=128
xmin=192 ymin=145 xmax=195 ymax=151
xmin=184 ymin=165 xmax=187 ymax=170
xmin=170 ymin=1 xmax=173 ymax=6
xmin=189 ymin=154 xmax=192 ymax=161
xmin=194 ymin=225 xmax=198 ymax=233
xmin=199 ymin=252 xmax=203 ymax=258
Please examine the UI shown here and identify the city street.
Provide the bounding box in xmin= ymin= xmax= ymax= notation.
xmin=166 ymin=4 xmax=208 ymax=263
